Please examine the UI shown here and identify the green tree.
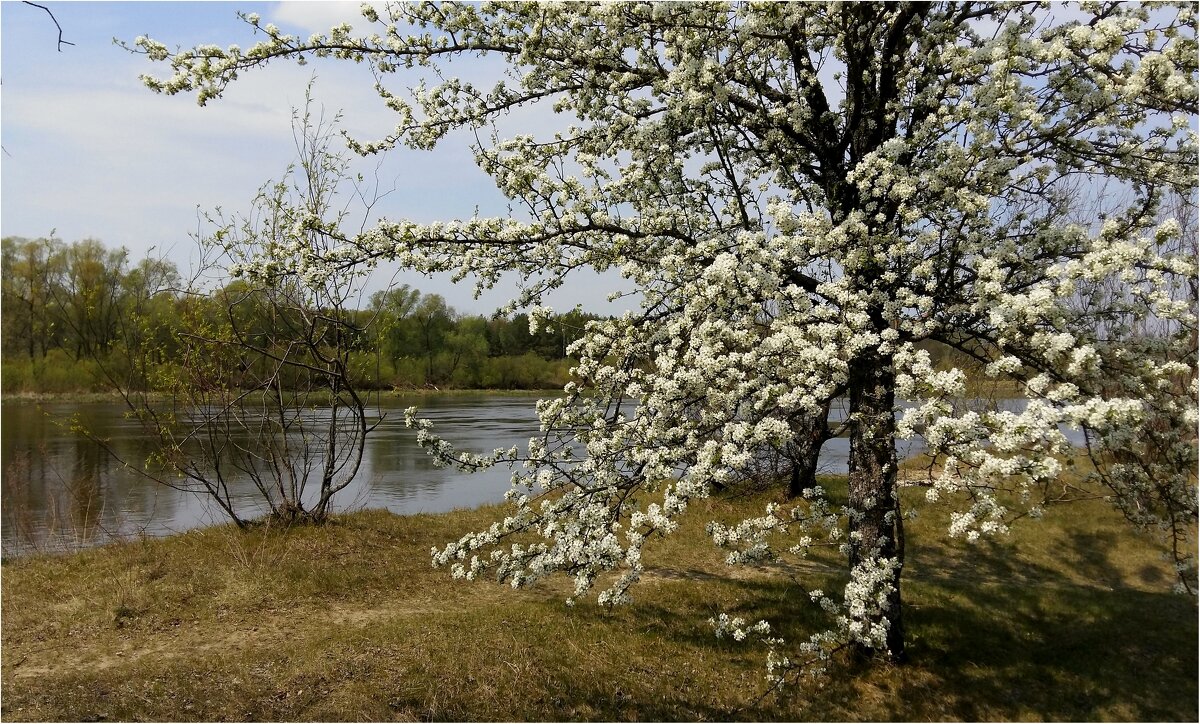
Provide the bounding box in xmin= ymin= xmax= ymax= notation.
xmin=50 ymin=239 xmax=130 ymax=359
xmin=370 ymin=284 xmax=421 ymax=374
xmin=410 ymin=292 xmax=456 ymax=384
xmin=443 ymin=315 xmax=490 ymax=386
xmin=1 ymin=236 xmax=65 ymax=360
xmin=487 ymin=313 xmax=535 ymax=357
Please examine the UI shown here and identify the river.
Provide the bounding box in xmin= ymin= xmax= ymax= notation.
xmin=2 ymin=394 xmax=546 ymax=555
xmin=2 ymin=393 xmax=1040 ymax=556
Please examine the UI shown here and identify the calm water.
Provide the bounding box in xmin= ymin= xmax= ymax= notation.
xmin=1 ymin=394 xmax=549 ymax=555
xmin=3 ymin=394 xmax=1049 ymax=556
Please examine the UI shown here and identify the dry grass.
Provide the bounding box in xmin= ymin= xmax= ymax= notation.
xmin=2 ymin=480 xmax=1195 ymax=721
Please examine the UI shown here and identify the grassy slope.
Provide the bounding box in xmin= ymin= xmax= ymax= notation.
xmin=2 ymin=482 xmax=1195 ymax=722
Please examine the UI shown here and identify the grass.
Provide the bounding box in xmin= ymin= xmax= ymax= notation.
xmin=1 ymin=480 xmax=1195 ymax=721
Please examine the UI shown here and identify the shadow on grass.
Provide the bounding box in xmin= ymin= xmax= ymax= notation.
xmin=602 ymin=551 xmax=1198 ymax=721
xmin=898 ymin=581 xmax=1198 ymax=722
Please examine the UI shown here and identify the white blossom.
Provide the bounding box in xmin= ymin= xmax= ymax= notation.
xmin=134 ymin=1 xmax=1198 ymax=688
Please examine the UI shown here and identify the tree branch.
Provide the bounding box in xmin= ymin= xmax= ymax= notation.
xmin=23 ymin=2 xmax=74 ymax=52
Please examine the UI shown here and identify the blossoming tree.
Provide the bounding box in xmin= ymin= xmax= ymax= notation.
xmin=130 ymin=1 xmax=1197 ymax=679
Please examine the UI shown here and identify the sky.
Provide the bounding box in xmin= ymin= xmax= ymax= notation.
xmin=0 ymin=0 xmax=634 ymax=315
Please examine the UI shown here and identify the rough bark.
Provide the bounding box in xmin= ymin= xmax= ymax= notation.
xmin=846 ymin=341 xmax=906 ymax=661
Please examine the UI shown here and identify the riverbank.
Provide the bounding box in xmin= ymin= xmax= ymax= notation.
xmin=0 ymin=387 xmax=565 ymax=404
xmin=2 ymin=379 xmax=1026 ymax=404
xmin=2 ymin=483 xmax=1194 ymax=721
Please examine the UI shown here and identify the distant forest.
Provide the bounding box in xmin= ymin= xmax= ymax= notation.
xmin=1 ymin=236 xmax=605 ymax=394
xmin=2 ymin=236 xmax=991 ymax=397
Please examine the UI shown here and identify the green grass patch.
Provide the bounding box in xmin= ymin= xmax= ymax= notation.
xmin=2 ymin=483 xmax=1195 ymax=721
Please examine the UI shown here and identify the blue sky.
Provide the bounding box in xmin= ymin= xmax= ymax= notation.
xmin=1 ymin=1 xmax=633 ymax=314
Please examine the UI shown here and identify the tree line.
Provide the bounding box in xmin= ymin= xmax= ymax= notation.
xmin=1 ymin=235 xmax=605 ymax=394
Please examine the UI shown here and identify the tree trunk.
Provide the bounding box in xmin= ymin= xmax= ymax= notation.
xmin=788 ymin=408 xmax=830 ymax=498
xmin=26 ymin=299 xmax=35 ymax=360
xmin=846 ymin=344 xmax=906 ymax=661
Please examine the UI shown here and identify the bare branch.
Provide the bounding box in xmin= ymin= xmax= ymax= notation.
xmin=22 ymin=2 xmax=75 ymax=52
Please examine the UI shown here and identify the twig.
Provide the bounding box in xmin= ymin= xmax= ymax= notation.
xmin=23 ymin=2 xmax=75 ymax=52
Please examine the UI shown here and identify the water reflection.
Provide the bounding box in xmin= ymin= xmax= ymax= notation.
xmin=0 ymin=396 xmax=546 ymax=555
xmin=1 ymin=402 xmax=189 ymax=553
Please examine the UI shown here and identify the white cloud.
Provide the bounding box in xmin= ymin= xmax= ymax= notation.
xmin=270 ymin=1 xmax=378 ymax=34
xmin=1 ymin=2 xmax=637 ymax=315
